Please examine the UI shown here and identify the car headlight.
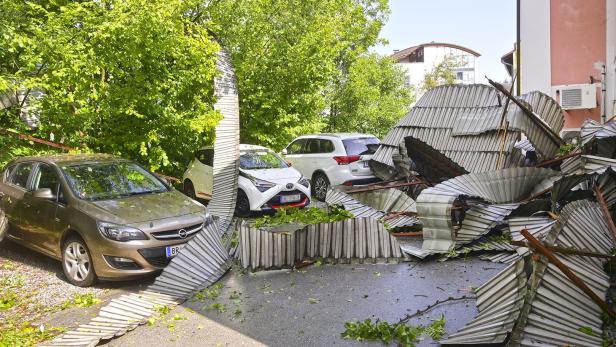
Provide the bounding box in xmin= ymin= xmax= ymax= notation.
xmin=250 ymin=177 xmax=276 ymax=192
xmin=298 ymin=176 xmax=310 ymax=188
xmin=98 ymin=222 xmax=148 ymax=242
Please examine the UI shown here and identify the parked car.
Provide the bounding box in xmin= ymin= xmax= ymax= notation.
xmin=0 ymin=154 xmax=208 ymax=287
xmin=183 ymin=144 xmax=311 ymax=216
xmin=281 ymin=133 xmax=381 ymax=200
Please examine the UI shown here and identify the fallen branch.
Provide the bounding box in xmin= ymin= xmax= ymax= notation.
xmin=0 ymin=128 xmax=74 ymax=151
xmin=398 ymin=296 xmax=475 ymax=324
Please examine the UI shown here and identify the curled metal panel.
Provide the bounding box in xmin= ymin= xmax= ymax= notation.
xmin=325 ymin=188 xmax=419 ymax=229
xmin=416 ymin=168 xmax=557 ymax=252
xmin=581 ymin=118 xmax=616 ymax=145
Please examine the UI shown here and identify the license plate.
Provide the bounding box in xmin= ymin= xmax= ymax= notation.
xmin=165 ymin=244 xmax=185 ymax=258
xmin=281 ymin=194 xmax=301 ymax=203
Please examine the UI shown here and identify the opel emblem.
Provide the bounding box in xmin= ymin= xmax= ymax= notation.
xmin=286 ymin=183 xmax=294 ymax=189
xmin=178 ymin=229 xmax=188 ymax=238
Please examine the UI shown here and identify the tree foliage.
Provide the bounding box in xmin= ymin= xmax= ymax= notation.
xmin=327 ymin=53 xmax=413 ymax=138
xmin=1 ymin=0 xmax=220 ymax=175
xmin=204 ymin=0 xmax=390 ymax=149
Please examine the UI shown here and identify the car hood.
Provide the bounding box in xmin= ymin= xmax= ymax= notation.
xmin=241 ymin=167 xmax=302 ymax=183
xmin=78 ymin=190 xmax=206 ymax=224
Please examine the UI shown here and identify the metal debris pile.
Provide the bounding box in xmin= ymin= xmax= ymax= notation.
xmin=321 ymin=83 xmax=616 ymax=345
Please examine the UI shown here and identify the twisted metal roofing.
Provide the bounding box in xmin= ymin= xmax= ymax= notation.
xmin=325 ymin=188 xmax=419 ymax=229
xmin=444 ymin=200 xmax=614 ymax=346
xmin=416 ymin=168 xmax=557 ymax=252
xmin=372 ymin=84 xmax=564 ymax=178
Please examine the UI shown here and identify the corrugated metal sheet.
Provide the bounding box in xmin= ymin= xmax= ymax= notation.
xmin=42 ymin=48 xmax=239 ymax=347
xmin=581 ymin=118 xmax=616 ymax=145
xmin=561 ymin=154 xmax=616 ymax=175
xmin=417 ymin=168 xmax=557 ymax=252
xmin=372 ymin=84 xmax=564 ymax=178
xmin=325 ymin=188 xmax=419 ymax=229
xmin=238 ymin=217 xmax=403 ymax=270
xmin=444 ymin=200 xmax=614 ymax=346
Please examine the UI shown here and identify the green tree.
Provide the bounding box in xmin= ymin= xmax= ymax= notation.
xmin=1 ymin=0 xmax=220 ymax=175
xmin=204 ymin=0 xmax=389 ymax=150
xmin=327 ymin=53 xmax=413 ymax=138
xmin=421 ymin=54 xmax=462 ymax=92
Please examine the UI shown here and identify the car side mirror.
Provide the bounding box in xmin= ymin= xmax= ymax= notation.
xmin=33 ymin=188 xmax=56 ymax=200
xmin=281 ymin=148 xmax=288 ymax=155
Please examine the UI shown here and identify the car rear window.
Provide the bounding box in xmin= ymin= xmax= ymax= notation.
xmin=342 ymin=137 xmax=380 ymax=156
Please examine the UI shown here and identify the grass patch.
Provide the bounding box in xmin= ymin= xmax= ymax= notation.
xmin=0 ymin=322 xmax=64 ymax=347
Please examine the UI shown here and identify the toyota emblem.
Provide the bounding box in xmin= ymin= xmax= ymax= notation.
xmin=178 ymin=229 xmax=188 ymax=239
xmin=286 ymin=183 xmax=294 ymax=189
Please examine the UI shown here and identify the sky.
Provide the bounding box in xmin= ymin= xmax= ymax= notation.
xmin=374 ymin=0 xmax=516 ymax=83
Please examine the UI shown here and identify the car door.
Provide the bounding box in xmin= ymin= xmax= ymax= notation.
xmin=20 ymin=163 xmax=65 ymax=255
xmin=310 ymin=139 xmax=337 ymax=175
xmin=283 ymin=139 xmax=308 ymax=175
xmin=195 ymin=149 xmax=214 ymax=200
xmin=1 ymin=162 xmax=34 ymax=240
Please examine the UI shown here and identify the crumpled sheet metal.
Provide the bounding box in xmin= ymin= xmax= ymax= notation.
xmin=42 ymin=48 xmax=239 ymax=347
xmin=561 ymin=154 xmax=616 ymax=175
xmin=237 ymin=217 xmax=403 ymax=270
xmin=325 ymin=187 xmax=419 ymax=229
xmin=581 ymin=118 xmax=616 ymax=145
xmin=372 ymin=84 xmax=564 ymax=177
xmin=442 ymin=259 xmax=530 ymax=344
xmin=416 ymin=168 xmax=557 ymax=252
xmin=444 ymin=200 xmax=614 ymax=346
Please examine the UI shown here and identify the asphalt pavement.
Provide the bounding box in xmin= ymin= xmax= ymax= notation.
xmin=104 ymin=257 xmax=506 ymax=346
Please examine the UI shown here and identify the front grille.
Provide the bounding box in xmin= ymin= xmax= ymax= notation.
xmin=138 ymin=246 xmax=180 ymax=268
xmin=150 ymin=223 xmax=203 ymax=240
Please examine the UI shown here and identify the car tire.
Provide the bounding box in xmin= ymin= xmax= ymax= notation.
xmin=235 ymin=189 xmax=251 ymax=217
xmin=183 ymin=180 xmax=197 ymax=200
xmin=312 ymin=172 xmax=330 ymax=201
xmin=62 ymin=235 xmax=97 ymax=287
xmin=0 ymin=209 xmax=8 ymax=245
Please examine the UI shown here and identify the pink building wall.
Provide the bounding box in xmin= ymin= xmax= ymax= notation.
xmin=550 ymin=0 xmax=606 ymax=128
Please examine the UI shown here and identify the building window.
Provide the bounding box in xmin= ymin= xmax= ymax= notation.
xmin=408 ymin=47 xmax=424 ymax=63
xmin=456 ymin=71 xmax=464 ymax=81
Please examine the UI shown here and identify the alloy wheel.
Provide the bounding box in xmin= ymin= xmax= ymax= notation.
xmin=314 ymin=175 xmax=329 ymax=201
xmin=64 ymin=241 xmax=91 ymax=282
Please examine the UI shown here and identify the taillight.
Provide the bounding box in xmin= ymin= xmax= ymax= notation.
xmin=333 ymin=155 xmax=361 ymax=165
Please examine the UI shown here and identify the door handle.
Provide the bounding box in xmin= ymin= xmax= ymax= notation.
xmin=23 ymin=202 xmax=31 ymax=208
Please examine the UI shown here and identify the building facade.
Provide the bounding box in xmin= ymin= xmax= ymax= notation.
xmin=516 ymin=0 xmax=616 ymax=134
xmin=391 ymin=42 xmax=480 ymax=94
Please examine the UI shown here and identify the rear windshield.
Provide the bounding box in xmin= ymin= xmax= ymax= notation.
xmin=342 ymin=137 xmax=380 ymax=156
xmin=62 ymin=162 xmax=169 ymax=201
xmin=240 ymin=150 xmax=288 ymax=170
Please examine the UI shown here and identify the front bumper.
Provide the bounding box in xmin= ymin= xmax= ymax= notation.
xmin=87 ymin=213 xmax=207 ymax=280
xmin=239 ymin=177 xmax=311 ymax=211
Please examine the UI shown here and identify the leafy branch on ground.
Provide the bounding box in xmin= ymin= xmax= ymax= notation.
xmin=60 ymin=293 xmax=100 ymax=310
xmin=341 ymin=314 xmax=446 ymax=346
xmin=253 ymin=205 xmax=353 ymax=228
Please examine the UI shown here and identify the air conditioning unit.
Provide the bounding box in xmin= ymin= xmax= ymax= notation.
xmin=552 ymin=84 xmax=597 ymax=110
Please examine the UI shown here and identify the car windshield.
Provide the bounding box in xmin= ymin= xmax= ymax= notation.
xmin=62 ymin=162 xmax=169 ymax=201
xmin=240 ymin=150 xmax=288 ymax=170
xmin=342 ymin=137 xmax=381 ymax=156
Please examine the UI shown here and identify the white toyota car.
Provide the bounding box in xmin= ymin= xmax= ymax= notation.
xmin=183 ymin=144 xmax=311 ymax=216
xmin=282 ymin=133 xmax=381 ymax=200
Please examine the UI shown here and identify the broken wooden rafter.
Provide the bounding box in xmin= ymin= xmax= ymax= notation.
xmin=535 ymin=151 xmax=582 ymax=168
xmin=520 ymin=228 xmax=616 ymax=319
xmin=510 ymin=240 xmax=613 ymax=259
xmin=346 ymin=181 xmax=424 ymax=194
xmin=594 ymin=184 xmax=616 ymax=241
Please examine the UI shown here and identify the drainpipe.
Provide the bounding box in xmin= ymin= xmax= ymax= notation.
xmin=516 ymin=0 xmax=521 ymax=96
xmin=602 ymin=64 xmax=607 ymax=124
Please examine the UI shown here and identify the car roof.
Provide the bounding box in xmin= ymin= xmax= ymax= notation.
xmin=9 ymin=153 xmax=128 ymax=166
xmin=296 ymin=133 xmax=377 ymax=140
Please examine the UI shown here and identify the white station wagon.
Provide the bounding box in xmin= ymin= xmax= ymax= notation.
xmin=282 ymin=133 xmax=381 ymax=200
